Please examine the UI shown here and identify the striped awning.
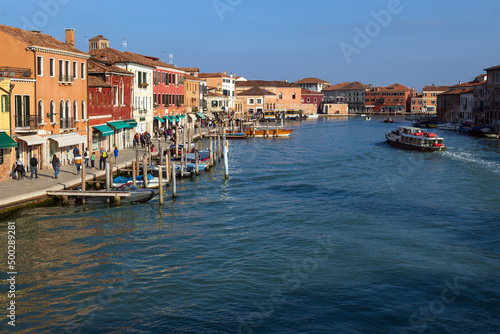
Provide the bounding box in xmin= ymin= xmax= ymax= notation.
xmin=16 ymin=134 xmax=45 ymax=146
xmin=49 ymin=133 xmax=86 ymax=147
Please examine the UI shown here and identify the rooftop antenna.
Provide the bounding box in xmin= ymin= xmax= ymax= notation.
xmin=163 ymin=51 xmax=166 ymax=63
xmin=169 ymin=53 xmax=173 ymax=65
xmin=122 ymin=38 xmax=127 ymax=51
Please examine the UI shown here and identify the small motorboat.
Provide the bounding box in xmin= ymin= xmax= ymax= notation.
xmin=384 ymin=118 xmax=393 ymax=123
xmin=437 ymin=123 xmax=459 ymax=131
xmin=77 ymin=183 xmax=158 ymax=204
xmin=223 ymin=132 xmax=247 ymax=139
xmin=113 ymin=174 xmax=167 ymax=189
xmin=365 ymin=116 xmax=371 ymax=121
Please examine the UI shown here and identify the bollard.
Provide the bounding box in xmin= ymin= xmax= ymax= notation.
xmin=143 ymin=154 xmax=149 ymax=188
xmin=223 ymin=136 xmax=229 ymax=180
xmin=81 ymin=159 xmax=86 ymax=205
xmin=166 ymin=150 xmax=171 ymax=183
xmin=158 ymin=160 xmax=164 ymax=205
xmin=172 ymin=162 xmax=177 ymax=198
xmin=195 ymin=150 xmax=199 ymax=175
xmin=132 ymin=161 xmax=136 ymax=186
xmin=106 ymin=161 xmax=111 ymax=191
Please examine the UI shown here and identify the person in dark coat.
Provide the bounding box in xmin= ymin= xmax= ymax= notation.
xmin=30 ymin=154 xmax=38 ymax=179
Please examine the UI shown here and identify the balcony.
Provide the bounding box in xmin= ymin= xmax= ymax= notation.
xmin=59 ymin=117 xmax=75 ymax=129
xmin=58 ymin=75 xmax=74 ymax=85
xmin=14 ymin=114 xmax=39 ymax=131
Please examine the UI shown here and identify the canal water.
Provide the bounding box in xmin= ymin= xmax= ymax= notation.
xmin=1 ymin=117 xmax=499 ymax=333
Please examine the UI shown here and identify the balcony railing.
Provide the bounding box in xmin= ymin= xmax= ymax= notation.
xmin=14 ymin=114 xmax=38 ymax=130
xmin=60 ymin=117 xmax=75 ymax=129
xmin=58 ymin=75 xmax=74 ymax=84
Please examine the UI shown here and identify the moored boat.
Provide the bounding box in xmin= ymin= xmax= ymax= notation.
xmin=365 ymin=116 xmax=371 ymax=121
xmin=385 ymin=126 xmax=446 ymax=152
xmin=384 ymin=118 xmax=393 ymax=123
xmin=437 ymin=123 xmax=459 ymax=131
xmin=243 ymin=126 xmax=293 ymax=137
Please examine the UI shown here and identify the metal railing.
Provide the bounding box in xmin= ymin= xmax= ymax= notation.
xmin=14 ymin=114 xmax=38 ymax=130
xmin=58 ymin=75 xmax=74 ymax=84
xmin=59 ymin=117 xmax=75 ymax=129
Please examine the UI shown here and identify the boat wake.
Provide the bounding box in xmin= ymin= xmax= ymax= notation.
xmin=442 ymin=150 xmax=500 ymax=175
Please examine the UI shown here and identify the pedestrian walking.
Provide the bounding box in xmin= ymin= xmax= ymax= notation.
xmin=15 ymin=157 xmax=25 ymax=180
xmin=90 ymin=151 xmax=96 ymax=169
xmin=140 ymin=134 xmax=146 ymax=148
xmin=30 ymin=154 xmax=39 ymax=179
xmin=84 ymin=148 xmax=89 ymax=167
xmin=99 ymin=147 xmax=108 ymax=170
xmin=73 ymin=145 xmax=80 ymax=164
xmin=52 ymin=154 xmax=60 ymax=179
xmin=75 ymin=153 xmax=82 ymax=175
xmin=113 ymin=146 xmax=119 ymax=162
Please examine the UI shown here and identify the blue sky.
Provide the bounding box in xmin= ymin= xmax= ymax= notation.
xmin=1 ymin=0 xmax=499 ymax=90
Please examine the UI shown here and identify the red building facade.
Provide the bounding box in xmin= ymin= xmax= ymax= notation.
xmin=87 ymin=58 xmax=135 ymax=152
xmin=365 ymin=83 xmax=413 ymax=113
xmin=301 ymin=88 xmax=324 ymax=112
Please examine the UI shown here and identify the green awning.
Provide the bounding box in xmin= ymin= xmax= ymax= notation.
xmin=387 ymin=106 xmax=404 ymax=109
xmin=124 ymin=119 xmax=137 ymax=128
xmin=94 ymin=125 xmax=114 ymax=136
xmin=0 ymin=132 xmax=17 ymax=149
xmin=196 ymin=112 xmax=206 ymax=119
xmin=178 ymin=114 xmax=186 ymax=119
xmin=164 ymin=116 xmax=173 ymax=122
xmin=170 ymin=116 xmax=179 ymax=122
xmin=154 ymin=116 xmax=165 ymax=122
xmin=107 ymin=120 xmax=129 ymax=130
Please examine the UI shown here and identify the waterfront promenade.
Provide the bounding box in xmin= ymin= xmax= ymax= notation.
xmin=0 ymin=128 xmax=212 ymax=212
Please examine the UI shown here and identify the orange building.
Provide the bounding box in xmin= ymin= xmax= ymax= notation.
xmin=234 ymin=86 xmax=277 ymax=119
xmin=184 ymin=74 xmax=202 ymax=112
xmin=235 ymin=80 xmax=303 ymax=112
xmin=0 ymin=25 xmax=89 ymax=171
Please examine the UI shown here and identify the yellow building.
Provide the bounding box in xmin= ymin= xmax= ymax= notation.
xmin=0 ymin=77 xmax=18 ymax=182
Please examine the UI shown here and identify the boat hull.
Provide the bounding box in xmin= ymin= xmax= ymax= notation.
xmin=386 ymin=137 xmax=446 ymax=152
xmin=244 ymin=129 xmax=293 ymax=137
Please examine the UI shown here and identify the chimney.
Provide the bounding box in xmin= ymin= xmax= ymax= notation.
xmin=65 ymin=28 xmax=75 ymax=47
xmin=223 ymin=71 xmax=226 ymax=75
xmin=459 ymin=81 xmax=461 ymax=85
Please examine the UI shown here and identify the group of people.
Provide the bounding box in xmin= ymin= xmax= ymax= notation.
xmin=133 ymin=132 xmax=152 ymax=149
xmin=11 ymin=144 xmax=120 ymax=180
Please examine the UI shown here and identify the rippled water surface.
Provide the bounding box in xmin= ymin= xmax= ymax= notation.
xmin=1 ymin=117 xmax=499 ymax=333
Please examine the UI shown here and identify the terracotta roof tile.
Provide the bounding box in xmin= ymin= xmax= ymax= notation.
xmin=0 ymin=24 xmax=87 ymax=55
xmin=199 ymin=72 xmax=231 ymax=78
xmin=301 ymin=88 xmax=323 ymax=95
xmin=236 ymin=80 xmax=298 ymax=88
xmin=88 ymin=76 xmax=111 ymax=87
xmin=178 ymin=67 xmax=199 ymax=72
xmin=184 ymin=74 xmax=203 ymax=81
xmin=422 ymin=85 xmax=449 ymax=92
xmin=89 ymin=35 xmax=108 ymax=41
xmin=484 ymin=65 xmax=500 ymax=71
xmin=323 ymin=81 xmax=368 ymax=91
xmin=294 ymin=77 xmax=330 ymax=85
xmin=88 ymin=58 xmax=134 ymax=76
xmin=238 ymin=86 xmax=276 ymax=96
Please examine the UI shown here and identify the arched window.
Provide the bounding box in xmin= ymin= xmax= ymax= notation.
xmin=65 ymin=100 xmax=70 ymax=128
xmin=50 ymin=100 xmax=55 ymax=123
xmin=59 ymin=100 xmax=64 ymax=127
xmin=292 ymin=92 xmax=296 ymax=100
xmin=73 ymin=100 xmax=78 ymax=120
xmin=81 ymin=100 xmax=85 ymax=120
xmin=37 ymin=100 xmax=43 ymax=124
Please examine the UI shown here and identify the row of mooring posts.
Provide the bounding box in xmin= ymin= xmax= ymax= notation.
xmin=73 ymin=125 xmax=229 ymax=207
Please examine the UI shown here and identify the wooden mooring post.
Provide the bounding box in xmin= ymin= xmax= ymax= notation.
xmin=171 ymin=162 xmax=177 ymax=198
xmin=81 ymin=159 xmax=86 ymax=205
xmin=132 ymin=161 xmax=136 ymax=186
